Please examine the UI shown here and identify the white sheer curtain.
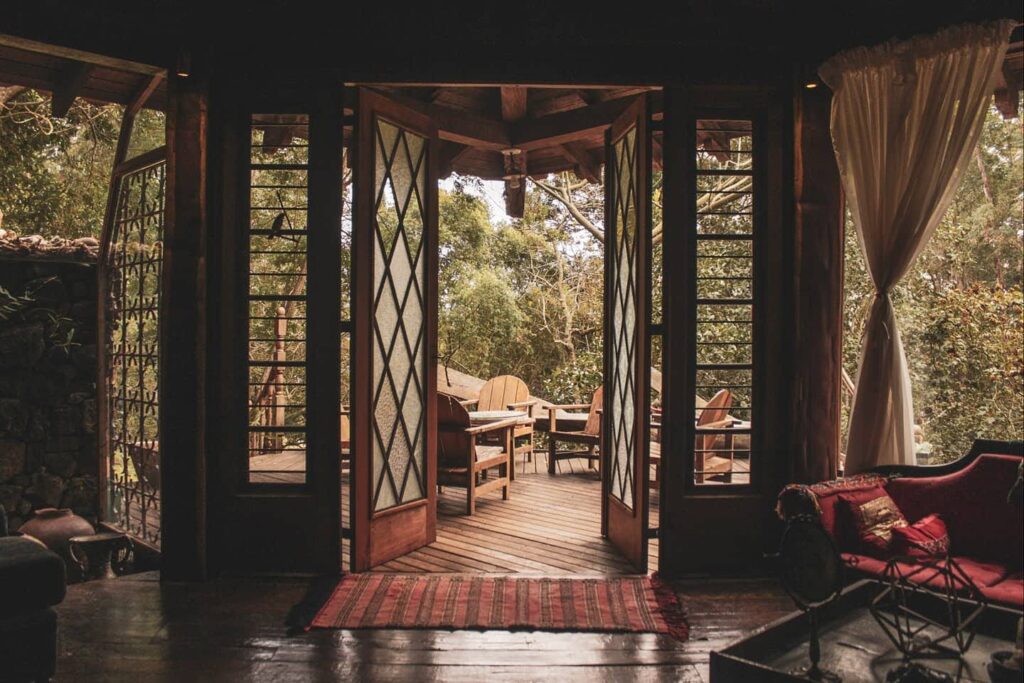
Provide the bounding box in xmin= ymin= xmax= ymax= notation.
xmin=821 ymin=19 xmax=1015 ymax=474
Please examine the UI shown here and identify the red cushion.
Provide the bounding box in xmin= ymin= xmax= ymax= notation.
xmin=892 ymin=514 xmax=950 ymax=558
xmin=802 ymin=475 xmax=889 ymax=548
xmin=842 ymin=553 xmax=1022 ymax=609
xmin=837 ymin=487 xmax=907 ymax=558
xmin=885 ymin=454 xmax=1023 ymax=567
xmin=986 ymin=572 xmax=1024 ymax=608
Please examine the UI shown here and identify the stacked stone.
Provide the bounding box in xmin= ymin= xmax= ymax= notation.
xmin=0 ymin=253 xmax=99 ymax=530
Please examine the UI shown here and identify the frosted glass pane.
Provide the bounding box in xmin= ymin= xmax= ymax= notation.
xmin=372 ymin=117 xmax=429 ymax=512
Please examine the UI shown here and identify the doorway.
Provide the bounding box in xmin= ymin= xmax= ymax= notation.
xmin=345 ymin=85 xmax=657 ymax=574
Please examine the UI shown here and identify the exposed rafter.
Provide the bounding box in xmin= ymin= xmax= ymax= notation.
xmin=51 ymin=60 xmax=93 ymax=117
xmin=559 ymin=142 xmax=601 ymax=183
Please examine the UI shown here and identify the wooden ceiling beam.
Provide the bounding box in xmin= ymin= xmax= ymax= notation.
xmin=500 ymin=86 xmax=528 ymax=218
xmin=512 ymin=96 xmax=639 ymax=152
xmin=345 ymin=88 xmax=511 ymax=151
xmin=559 ymin=141 xmax=601 ymax=183
xmin=51 ymin=60 xmax=93 ymax=117
xmin=0 ymin=33 xmax=164 ymax=76
xmin=438 ymin=141 xmax=474 ymax=178
xmin=125 ymin=73 xmax=164 ymax=117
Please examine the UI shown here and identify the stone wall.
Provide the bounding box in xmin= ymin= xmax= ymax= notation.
xmin=0 ymin=252 xmax=99 ymax=530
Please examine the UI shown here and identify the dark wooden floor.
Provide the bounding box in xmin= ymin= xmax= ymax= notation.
xmin=54 ymin=571 xmax=792 ymax=682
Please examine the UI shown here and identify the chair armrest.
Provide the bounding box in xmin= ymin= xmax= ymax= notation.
xmin=508 ymin=399 xmax=538 ymax=411
xmin=464 ymin=417 xmax=521 ymax=435
xmin=543 ymin=403 xmax=591 ymax=413
xmin=460 ymin=399 xmax=479 ymax=409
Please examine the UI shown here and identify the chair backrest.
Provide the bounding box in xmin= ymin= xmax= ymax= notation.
xmin=696 ymin=389 xmax=732 ymax=454
xmin=437 ymin=393 xmax=473 ymax=468
xmin=697 ymin=389 xmax=732 ymax=426
xmin=476 ymin=375 xmax=530 ymax=413
xmin=584 ymin=386 xmax=604 ymax=436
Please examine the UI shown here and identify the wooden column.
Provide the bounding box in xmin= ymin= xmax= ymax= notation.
xmin=160 ymin=73 xmax=209 ymax=580
xmin=790 ymin=82 xmax=844 ymax=484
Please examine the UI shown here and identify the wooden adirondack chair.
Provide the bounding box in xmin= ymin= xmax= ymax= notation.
xmin=437 ymin=393 xmax=516 ymax=515
xmin=544 ymin=386 xmax=603 ymax=474
xmin=649 ymin=389 xmax=736 ymax=487
xmin=461 ymin=375 xmax=538 ymax=473
xmin=695 ymin=389 xmax=734 ymax=483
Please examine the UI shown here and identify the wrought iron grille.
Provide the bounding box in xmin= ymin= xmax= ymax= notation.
xmin=609 ymin=125 xmax=639 ymax=509
xmin=247 ymin=115 xmax=310 ymax=484
xmin=693 ymin=119 xmax=755 ymax=485
xmin=107 ymin=159 xmax=165 ymax=546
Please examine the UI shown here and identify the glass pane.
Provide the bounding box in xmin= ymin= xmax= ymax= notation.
xmin=247 ymin=114 xmax=310 ymax=484
xmin=609 ymin=126 xmax=639 ymax=510
xmin=372 ymin=119 xmax=429 ymax=511
xmin=694 ymin=119 xmax=754 ymax=486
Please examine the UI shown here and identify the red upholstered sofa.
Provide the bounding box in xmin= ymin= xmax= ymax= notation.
xmin=777 ymin=440 xmax=1024 ymax=611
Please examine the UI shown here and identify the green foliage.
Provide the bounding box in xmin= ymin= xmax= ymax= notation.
xmin=843 ymin=103 xmax=1024 ymax=462
xmin=0 ymin=90 xmax=165 ymax=238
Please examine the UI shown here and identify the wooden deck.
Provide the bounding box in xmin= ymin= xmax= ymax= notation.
xmin=373 ymin=455 xmax=658 ymax=574
xmin=253 ymin=451 xmax=658 ymax=572
xmin=54 ymin=571 xmax=793 ymax=681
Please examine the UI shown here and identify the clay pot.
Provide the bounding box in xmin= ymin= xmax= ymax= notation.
xmin=18 ymin=508 xmax=95 ymax=555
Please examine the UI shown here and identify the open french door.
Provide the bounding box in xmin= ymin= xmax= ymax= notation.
xmin=602 ymin=96 xmax=652 ymax=572
xmin=350 ymin=88 xmax=439 ymax=572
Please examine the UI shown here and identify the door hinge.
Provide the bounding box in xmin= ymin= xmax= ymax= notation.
xmin=341 ymin=526 xmax=353 ymax=540
xmin=645 ymin=527 xmax=660 ymax=539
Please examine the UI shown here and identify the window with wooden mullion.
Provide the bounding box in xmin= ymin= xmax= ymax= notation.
xmin=693 ymin=118 xmax=754 ymax=486
xmin=246 ymin=114 xmax=311 ymax=485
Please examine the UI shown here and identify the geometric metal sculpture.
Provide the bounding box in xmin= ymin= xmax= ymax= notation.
xmin=870 ymin=554 xmax=987 ymax=658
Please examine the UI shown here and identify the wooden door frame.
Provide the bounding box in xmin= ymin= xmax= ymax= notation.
xmin=350 ymin=87 xmax=439 ymax=572
xmin=209 ymin=78 xmax=344 ymax=576
xmin=659 ymin=85 xmax=788 ymax=576
xmin=601 ymin=95 xmax=652 ymax=573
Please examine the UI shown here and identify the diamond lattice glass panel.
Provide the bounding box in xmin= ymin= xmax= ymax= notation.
xmin=372 ymin=119 xmax=428 ymax=511
xmin=609 ymin=127 xmax=639 ymax=510
xmin=107 ymin=160 xmax=165 ymax=547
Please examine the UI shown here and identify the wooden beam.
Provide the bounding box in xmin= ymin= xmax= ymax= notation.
xmin=0 ymin=33 xmax=164 ymax=76
xmin=161 ymin=73 xmax=209 ymax=580
xmin=344 ymin=88 xmax=510 ymax=151
xmin=559 ymin=141 xmax=601 ymax=183
xmin=438 ymin=141 xmax=473 ymax=178
xmin=51 ymin=61 xmax=93 ymax=117
xmin=513 ymin=96 xmax=637 ymax=152
xmin=499 ymin=86 xmax=528 ymax=122
xmin=125 ymin=73 xmax=164 ymax=117
xmin=791 ymin=80 xmax=844 ymax=483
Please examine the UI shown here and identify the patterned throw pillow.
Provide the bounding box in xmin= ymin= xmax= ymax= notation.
xmin=837 ymin=487 xmax=908 ymax=557
xmin=892 ymin=514 xmax=950 ymax=558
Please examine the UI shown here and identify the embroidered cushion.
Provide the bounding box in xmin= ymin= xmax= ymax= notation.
xmin=892 ymin=513 xmax=950 ymax=558
xmin=837 ymin=487 xmax=907 ymax=557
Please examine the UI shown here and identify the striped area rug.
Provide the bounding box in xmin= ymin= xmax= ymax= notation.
xmin=309 ymin=574 xmax=688 ymax=641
